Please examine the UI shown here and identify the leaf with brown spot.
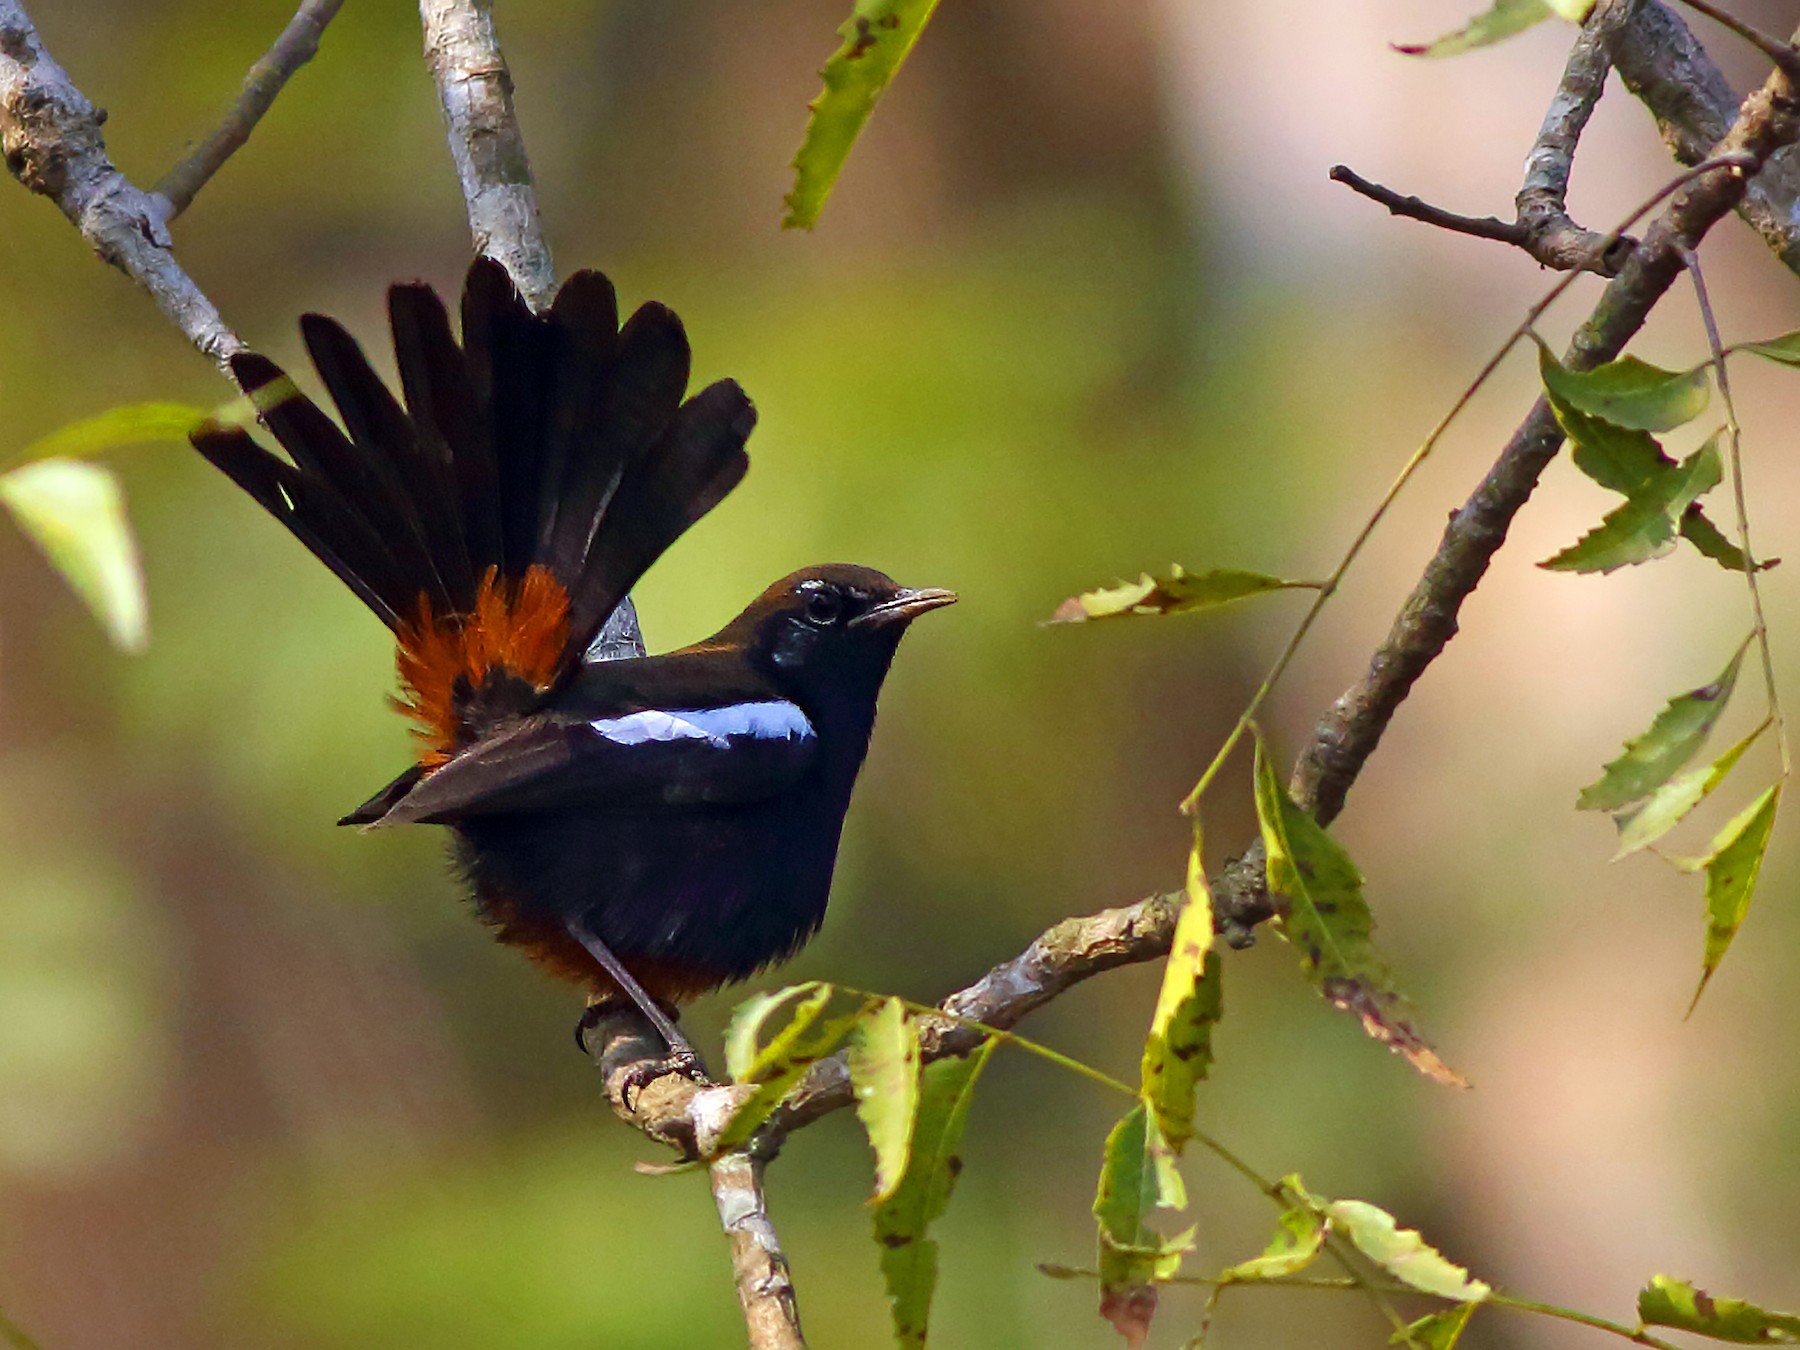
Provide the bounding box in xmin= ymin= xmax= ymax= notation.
xmin=1138 ymin=822 xmax=1222 ymax=1153
xmin=848 ymin=996 xmax=921 ymax=1204
xmin=1638 ymin=1274 xmax=1800 ymax=1342
xmin=872 ymin=1039 xmax=994 ymax=1349
xmin=1049 ymin=565 xmax=1318 ymax=625
xmin=1252 ymin=729 xmax=1467 ymax=1087
xmin=1092 ymin=1104 xmax=1193 ymax=1347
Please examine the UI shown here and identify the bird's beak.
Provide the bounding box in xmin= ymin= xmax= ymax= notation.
xmin=852 ymin=586 xmax=958 ymax=628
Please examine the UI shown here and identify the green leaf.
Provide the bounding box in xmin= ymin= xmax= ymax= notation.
xmin=1093 ymin=1104 xmax=1192 ymax=1349
xmin=719 ymin=982 xmax=866 ymax=1150
xmin=1637 ymin=1274 xmax=1800 ymax=1343
xmin=1393 ymin=0 xmax=1554 ymax=57
xmin=0 ymin=459 xmax=147 ymax=651
xmin=0 ymin=1301 xmax=42 ymax=1350
xmin=9 ymin=401 xmax=206 ymax=469
xmin=848 ymin=996 xmax=920 ymax=1204
xmin=1613 ymin=722 xmax=1764 ymax=858
xmin=1251 ymin=730 xmax=1468 ymax=1087
xmin=783 ymin=0 xmax=942 ymax=230
xmin=873 ymin=1040 xmax=994 ymax=1350
xmin=1537 ymin=341 xmax=1711 ymax=433
xmin=1050 ymin=566 xmax=1319 ymax=624
xmin=1395 ymin=1302 xmax=1479 ymax=1349
xmin=1539 ymin=436 xmax=1723 ymax=574
xmin=1734 ymin=331 xmax=1800 ymax=368
xmin=1324 ymin=1200 xmax=1491 ymax=1302
xmin=1139 ymin=825 xmax=1222 ymax=1153
xmin=1577 ymin=642 xmax=1746 ymax=812
xmin=1691 ymin=783 xmax=1781 ymax=1010
xmin=1220 ymin=1187 xmax=1326 ymax=1282
xmin=1544 ymin=393 xmax=1757 ymax=572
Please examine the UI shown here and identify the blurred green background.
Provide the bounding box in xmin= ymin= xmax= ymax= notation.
xmin=4 ymin=2 xmax=1800 ymax=1347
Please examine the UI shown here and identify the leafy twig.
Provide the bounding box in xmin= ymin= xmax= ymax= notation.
xmin=152 ymin=0 xmax=346 ymax=219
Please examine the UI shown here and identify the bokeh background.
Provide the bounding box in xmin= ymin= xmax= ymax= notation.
xmin=3 ymin=2 xmax=1800 ymax=1346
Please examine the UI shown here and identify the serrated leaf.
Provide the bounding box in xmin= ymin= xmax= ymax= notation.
xmin=1139 ymin=825 xmax=1222 ymax=1153
xmin=9 ymin=401 xmax=206 ymax=468
xmin=1691 ymin=783 xmax=1781 ymax=1010
xmin=719 ymin=982 xmax=865 ymax=1151
xmin=873 ymin=1040 xmax=994 ymax=1350
xmin=1221 ymin=1191 xmax=1326 ymax=1282
xmin=1540 ymin=436 xmax=1722 ymax=574
xmin=1394 ymin=0 xmax=1553 ymax=57
xmin=1638 ymin=1274 xmax=1800 ymax=1343
xmin=1252 ymin=731 xmax=1467 ymax=1087
xmin=1613 ymin=723 xmax=1764 ymax=858
xmin=784 ymin=0 xmax=941 ymax=230
xmin=1538 ymin=341 xmax=1711 ymax=432
xmin=1325 ymin=1200 xmax=1491 ymax=1302
xmin=1577 ymin=642 xmax=1746 ymax=812
xmin=849 ymin=996 xmax=920 ymax=1204
xmin=1734 ymin=331 xmax=1800 ymax=368
xmin=1094 ymin=1104 xmax=1192 ymax=1348
xmin=1050 ymin=566 xmax=1319 ymax=625
xmin=0 ymin=459 xmax=147 ymax=651
xmin=1679 ymin=508 xmax=1771 ymax=573
xmin=1395 ymin=1302 xmax=1479 ymax=1349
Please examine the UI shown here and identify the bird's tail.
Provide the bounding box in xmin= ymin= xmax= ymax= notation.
xmin=190 ymin=259 xmax=753 ymax=760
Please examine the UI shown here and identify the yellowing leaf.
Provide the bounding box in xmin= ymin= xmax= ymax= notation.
xmin=1691 ymin=783 xmax=1781 ymax=1011
xmin=1396 ymin=1302 xmax=1479 ymax=1349
xmin=1538 ymin=342 xmax=1711 ymax=433
xmin=1539 ymin=436 xmax=1723 ymax=574
xmin=720 ymin=982 xmax=866 ymax=1150
xmin=1638 ymin=1274 xmax=1800 ymax=1343
xmin=784 ymin=0 xmax=942 ymax=230
xmin=1252 ymin=731 xmax=1467 ymax=1087
xmin=1220 ymin=1190 xmax=1325 ymax=1282
xmin=1050 ymin=566 xmax=1319 ymax=624
xmin=1093 ymin=1104 xmax=1192 ymax=1349
xmin=873 ymin=1040 xmax=994 ymax=1350
xmin=1394 ymin=0 xmax=1553 ymax=57
xmin=1613 ymin=723 xmax=1764 ymax=859
xmin=1578 ymin=642 xmax=1746 ymax=813
xmin=1139 ymin=826 xmax=1222 ymax=1153
xmin=1325 ymin=1200 xmax=1491 ymax=1302
xmin=0 ymin=459 xmax=147 ymax=651
xmin=848 ymin=996 xmax=920 ymax=1203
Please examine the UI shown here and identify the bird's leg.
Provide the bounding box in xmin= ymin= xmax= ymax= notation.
xmin=567 ymin=917 xmax=711 ymax=1098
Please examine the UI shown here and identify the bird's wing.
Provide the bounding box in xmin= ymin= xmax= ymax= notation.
xmin=349 ymin=695 xmax=819 ymax=827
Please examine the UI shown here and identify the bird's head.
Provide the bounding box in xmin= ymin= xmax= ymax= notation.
xmin=726 ymin=564 xmax=956 ymax=711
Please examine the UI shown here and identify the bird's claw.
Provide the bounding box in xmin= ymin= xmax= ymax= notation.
xmin=617 ymin=1046 xmax=710 ymax=1111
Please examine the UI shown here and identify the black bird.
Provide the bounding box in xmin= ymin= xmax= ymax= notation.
xmin=189 ymin=258 xmax=954 ymax=1072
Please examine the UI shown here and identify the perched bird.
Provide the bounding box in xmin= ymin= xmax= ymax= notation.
xmin=189 ymin=258 xmax=953 ymax=1074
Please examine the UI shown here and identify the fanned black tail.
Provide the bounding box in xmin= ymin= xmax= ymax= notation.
xmin=190 ymin=258 xmax=754 ymax=677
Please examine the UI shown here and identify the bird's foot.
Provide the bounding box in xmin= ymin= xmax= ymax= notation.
xmin=615 ymin=1043 xmax=711 ymax=1111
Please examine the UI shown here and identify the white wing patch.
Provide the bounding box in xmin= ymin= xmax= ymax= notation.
xmin=589 ymin=700 xmax=814 ymax=750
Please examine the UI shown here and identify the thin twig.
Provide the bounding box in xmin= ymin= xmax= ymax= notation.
xmin=711 ymin=1153 xmax=806 ymax=1350
xmin=1670 ymin=0 xmax=1800 ymax=78
xmin=1679 ymin=246 xmax=1789 ymax=778
xmin=0 ymin=1 xmax=242 ymax=367
xmin=151 ymin=0 xmax=344 ymax=219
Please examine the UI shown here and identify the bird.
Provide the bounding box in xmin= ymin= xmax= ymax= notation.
xmin=188 ymin=257 xmax=954 ymax=1078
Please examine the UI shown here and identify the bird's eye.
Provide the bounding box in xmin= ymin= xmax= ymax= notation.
xmin=804 ymin=587 xmax=844 ymax=626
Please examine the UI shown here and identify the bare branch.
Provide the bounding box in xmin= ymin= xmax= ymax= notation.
xmin=711 ymin=1154 xmax=807 ymax=1350
xmin=1610 ymin=0 xmax=1800 ymax=273
xmin=0 ymin=1 xmax=242 ymax=367
xmin=1670 ymin=0 xmax=1800 ymax=79
xmin=418 ymin=0 xmax=557 ymax=310
xmin=152 ymin=0 xmax=345 ymax=219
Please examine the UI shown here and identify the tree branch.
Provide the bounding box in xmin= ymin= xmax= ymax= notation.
xmin=0 ymin=1 xmax=242 ymax=367
xmin=1610 ymin=0 xmax=1800 ymax=273
xmin=417 ymin=0 xmax=556 ymax=309
xmin=152 ymin=0 xmax=345 ymax=220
